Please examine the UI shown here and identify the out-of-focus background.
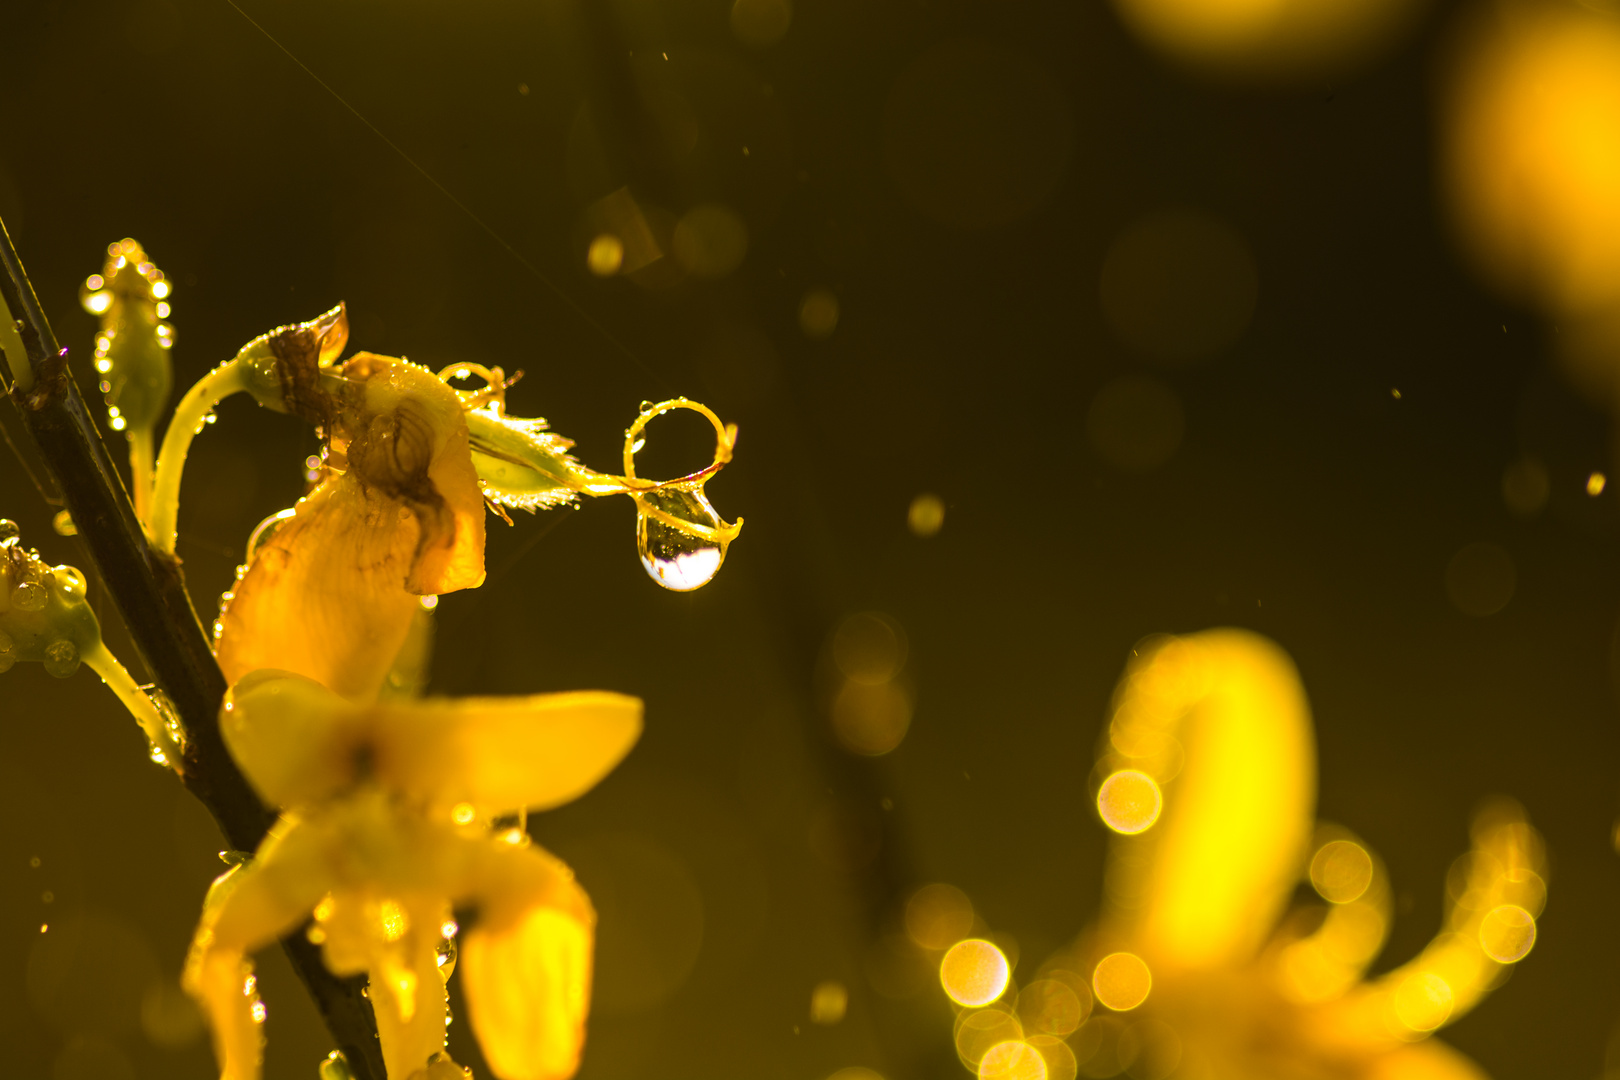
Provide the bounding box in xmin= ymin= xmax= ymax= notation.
xmin=2 ymin=0 xmax=1619 ymax=1077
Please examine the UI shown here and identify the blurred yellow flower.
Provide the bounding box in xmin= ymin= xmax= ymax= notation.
xmin=184 ymin=670 xmax=642 ymax=1080
xmin=1016 ymin=630 xmax=1545 ymax=1080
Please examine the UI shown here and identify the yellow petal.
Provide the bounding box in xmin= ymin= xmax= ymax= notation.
xmin=216 ymin=476 xmax=423 ymax=700
xmin=217 ymin=354 xmax=486 ymax=701
xmin=184 ymin=814 xmax=337 ymax=1080
xmin=1363 ymin=1040 xmax=1490 ymax=1080
xmin=341 ymin=354 xmax=485 ymax=594
xmin=458 ymin=842 xmax=594 ymax=1080
xmin=221 ymin=670 xmax=360 ymax=807
xmin=370 ymin=920 xmax=449 ymax=1080
xmin=1113 ymin=630 xmax=1317 ymax=970
xmin=378 ymin=691 xmax=643 ymax=816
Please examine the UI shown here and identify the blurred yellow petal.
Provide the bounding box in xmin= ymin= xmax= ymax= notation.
xmin=1363 ymin=1039 xmax=1489 ymax=1080
xmin=459 ymin=843 xmax=595 ymax=1080
xmin=380 ymin=691 xmax=643 ymax=816
xmin=1117 ymin=630 xmax=1316 ymax=970
xmin=184 ymin=814 xmax=338 ymax=1080
xmin=220 ymin=670 xmax=357 ymax=807
xmin=370 ymin=921 xmax=450 ymax=1080
xmin=222 ymin=672 xmax=643 ymax=816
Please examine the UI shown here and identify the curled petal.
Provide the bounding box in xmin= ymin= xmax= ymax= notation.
xmin=458 ymin=843 xmax=595 ymax=1080
xmin=1106 ymin=630 xmax=1317 ymax=971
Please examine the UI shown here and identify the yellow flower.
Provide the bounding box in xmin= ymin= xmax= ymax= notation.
xmin=215 ymin=352 xmax=486 ymax=701
xmin=994 ymin=630 xmax=1545 ymax=1080
xmin=185 ymin=669 xmax=641 ymax=1080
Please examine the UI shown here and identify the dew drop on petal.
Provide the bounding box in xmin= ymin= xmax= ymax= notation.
xmin=43 ymin=640 xmax=81 ymax=679
xmin=637 ymin=487 xmax=727 ymax=591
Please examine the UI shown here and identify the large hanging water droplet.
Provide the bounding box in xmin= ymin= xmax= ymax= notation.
xmin=0 ymin=520 xmax=19 ymax=544
xmin=636 ymin=487 xmax=727 ymax=592
xmin=43 ymin=639 xmax=80 ymax=679
xmin=12 ymin=579 xmax=48 ymax=612
xmin=54 ymin=566 xmax=86 ymax=598
xmin=0 ymin=630 xmax=16 ymax=674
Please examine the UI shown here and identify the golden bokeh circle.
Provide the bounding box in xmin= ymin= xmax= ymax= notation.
xmin=941 ymin=939 xmax=1012 ymax=1007
xmin=1092 ymin=952 xmax=1152 ymax=1012
xmin=1096 ymin=771 xmax=1164 ymax=835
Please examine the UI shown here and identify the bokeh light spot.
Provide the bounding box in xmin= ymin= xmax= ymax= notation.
xmin=832 ymin=613 xmax=908 ymax=685
xmin=1309 ymin=840 xmax=1374 ymax=904
xmin=1479 ymin=904 xmax=1537 ymax=963
xmin=955 ymin=1007 xmax=1024 ymax=1068
xmin=831 ymin=682 xmax=913 ymax=756
xmin=1444 ymin=542 xmax=1516 ymax=617
xmin=979 ymin=1040 xmax=1049 ymax=1080
xmin=1393 ymin=972 xmax=1454 ymax=1032
xmin=1589 ymin=471 xmax=1608 ymax=496
xmin=941 ymin=939 xmax=1012 ymax=1006
xmin=906 ymin=883 xmax=976 ymax=951
xmin=673 ymin=204 xmax=748 ymax=278
xmin=1092 ymin=952 xmax=1152 ymax=1012
xmin=1097 ymin=770 xmax=1163 ymax=835
xmin=1025 ymin=1034 xmax=1079 ymax=1080
xmin=800 ymin=288 xmax=841 ymax=338
xmin=1017 ymin=978 xmax=1090 ymax=1036
xmin=731 ymin=0 xmax=792 ymax=47
xmin=1501 ymin=458 xmax=1549 ymax=518
xmin=810 ymin=979 xmax=849 ymax=1023
xmin=1085 ymin=376 xmax=1185 ymax=473
xmin=587 ymin=234 xmax=624 ymax=276
xmin=1100 ymin=210 xmax=1258 ymax=366
xmin=908 ymin=493 xmax=946 ymax=537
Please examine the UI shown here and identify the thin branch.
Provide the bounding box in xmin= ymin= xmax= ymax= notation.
xmin=0 ymin=216 xmax=386 ymax=1080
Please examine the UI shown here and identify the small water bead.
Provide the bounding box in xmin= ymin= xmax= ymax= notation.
xmin=51 ymin=511 xmax=77 ymax=537
xmin=54 ymin=566 xmax=87 ymax=599
xmin=12 ymin=579 xmax=49 ymax=612
xmin=42 ymin=639 xmax=80 ymax=679
xmin=0 ymin=519 xmax=20 ymax=544
xmin=637 ymin=486 xmax=727 ymax=592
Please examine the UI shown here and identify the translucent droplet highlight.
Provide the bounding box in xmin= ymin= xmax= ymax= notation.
xmin=636 ymin=487 xmax=727 ymax=591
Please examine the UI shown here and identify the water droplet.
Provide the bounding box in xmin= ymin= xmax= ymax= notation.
xmin=639 ymin=400 xmax=655 ymax=414
xmin=436 ymin=935 xmax=458 ymax=981
xmin=54 ymin=566 xmax=86 ymax=597
xmin=0 ymin=520 xmax=18 ymax=544
xmin=637 ymin=487 xmax=727 ymax=592
xmin=204 ymin=412 xmax=217 ymax=425
xmin=43 ymin=639 xmax=80 ymax=679
xmin=51 ymin=511 xmax=77 ymax=537
xmin=12 ymin=579 xmax=48 ymax=612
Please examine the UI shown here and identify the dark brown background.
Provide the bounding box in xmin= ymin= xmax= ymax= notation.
xmin=1 ymin=0 xmax=1616 ymax=1077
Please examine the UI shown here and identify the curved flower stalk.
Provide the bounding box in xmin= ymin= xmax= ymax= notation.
xmin=79 ymin=238 xmax=175 ymax=524
xmin=0 ymin=518 xmax=181 ymax=764
xmin=185 ymin=669 xmax=642 ymax=1080
xmin=145 ymin=307 xmax=741 ymax=593
xmin=950 ymin=630 xmax=1545 ymax=1080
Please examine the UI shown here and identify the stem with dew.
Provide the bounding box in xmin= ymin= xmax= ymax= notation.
xmin=83 ymin=639 xmax=183 ymax=764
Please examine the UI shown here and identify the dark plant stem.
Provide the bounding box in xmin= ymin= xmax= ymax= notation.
xmin=0 ymin=217 xmax=385 ymax=1080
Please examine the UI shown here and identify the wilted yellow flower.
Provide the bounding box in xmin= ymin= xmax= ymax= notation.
xmin=185 ymin=669 xmax=642 ymax=1080
xmin=215 ymin=351 xmax=486 ymax=700
xmin=1014 ymin=630 xmax=1544 ymax=1080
